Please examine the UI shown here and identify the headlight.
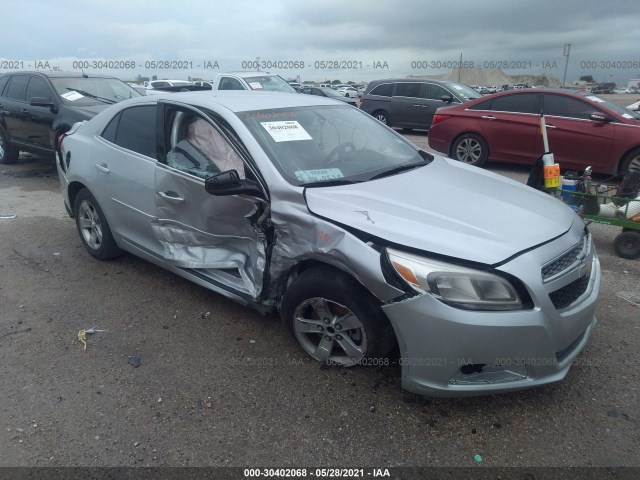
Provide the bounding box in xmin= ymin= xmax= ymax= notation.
xmin=387 ymin=248 xmax=522 ymax=311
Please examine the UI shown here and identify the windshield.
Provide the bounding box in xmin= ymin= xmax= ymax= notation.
xmin=449 ymin=83 xmax=482 ymax=100
xmin=239 ymin=105 xmax=429 ymax=186
xmin=578 ymin=93 xmax=640 ymax=120
xmin=50 ymin=77 xmax=142 ymax=105
xmin=244 ymin=75 xmax=297 ymax=93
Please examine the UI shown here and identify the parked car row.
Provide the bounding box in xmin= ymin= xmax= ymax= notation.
xmin=55 ymin=89 xmax=600 ymax=397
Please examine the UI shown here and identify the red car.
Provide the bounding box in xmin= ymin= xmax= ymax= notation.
xmin=428 ymin=89 xmax=640 ymax=174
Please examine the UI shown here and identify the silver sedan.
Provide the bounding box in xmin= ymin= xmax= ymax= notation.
xmin=57 ymin=91 xmax=600 ymax=396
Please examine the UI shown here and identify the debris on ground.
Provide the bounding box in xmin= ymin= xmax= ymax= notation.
xmin=77 ymin=327 xmax=106 ymax=350
xmin=128 ymin=356 xmax=142 ymax=368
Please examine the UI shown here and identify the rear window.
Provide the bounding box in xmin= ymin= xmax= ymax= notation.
xmin=369 ymin=83 xmax=393 ymax=97
xmin=396 ymin=83 xmax=421 ymax=98
xmin=5 ymin=75 xmax=28 ymax=101
xmin=490 ymin=93 xmax=539 ymax=114
xmin=107 ymin=106 xmax=157 ymax=158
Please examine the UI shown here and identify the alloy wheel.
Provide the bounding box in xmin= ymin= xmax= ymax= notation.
xmin=455 ymin=137 xmax=483 ymax=164
xmin=78 ymin=200 xmax=104 ymax=251
xmin=293 ymin=297 xmax=368 ymax=365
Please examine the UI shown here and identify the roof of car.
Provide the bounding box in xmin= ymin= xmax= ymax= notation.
xmin=0 ymin=71 xmax=118 ymax=79
xmin=367 ymin=78 xmax=466 ymax=86
xmin=218 ymin=71 xmax=283 ymax=78
xmin=121 ymin=90 xmax=346 ymax=112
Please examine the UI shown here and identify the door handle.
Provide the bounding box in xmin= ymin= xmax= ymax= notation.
xmin=481 ymin=115 xmax=495 ymax=120
xmin=546 ymin=124 xmax=556 ymax=129
xmin=158 ymin=191 xmax=185 ymax=203
xmin=412 ymin=104 xmax=422 ymax=107
xmin=95 ymin=163 xmax=110 ymax=173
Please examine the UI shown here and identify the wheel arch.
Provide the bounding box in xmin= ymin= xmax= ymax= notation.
xmin=278 ymin=259 xmax=372 ymax=306
xmin=67 ymin=181 xmax=90 ymax=218
xmin=617 ymin=144 xmax=640 ymax=174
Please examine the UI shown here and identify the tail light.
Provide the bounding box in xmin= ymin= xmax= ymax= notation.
xmin=55 ymin=131 xmax=67 ymax=151
xmin=431 ymin=114 xmax=450 ymax=127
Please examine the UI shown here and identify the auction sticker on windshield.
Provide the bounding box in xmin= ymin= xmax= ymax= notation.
xmin=61 ymin=91 xmax=84 ymax=101
xmin=261 ymin=121 xmax=312 ymax=142
xmin=249 ymin=82 xmax=264 ymax=89
xmin=294 ymin=168 xmax=344 ymax=183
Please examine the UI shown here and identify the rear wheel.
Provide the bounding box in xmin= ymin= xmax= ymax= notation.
xmin=74 ymin=189 xmax=123 ymax=260
xmin=281 ymin=267 xmax=395 ymax=366
xmin=620 ymin=147 xmax=640 ymax=173
xmin=0 ymin=129 xmax=19 ymax=164
xmin=373 ymin=110 xmax=390 ymax=126
xmin=451 ymin=133 xmax=488 ymax=167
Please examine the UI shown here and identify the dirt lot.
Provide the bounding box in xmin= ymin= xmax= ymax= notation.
xmin=0 ymin=144 xmax=639 ymax=474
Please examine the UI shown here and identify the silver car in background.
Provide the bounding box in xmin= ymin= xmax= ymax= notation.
xmin=56 ymin=91 xmax=600 ymax=397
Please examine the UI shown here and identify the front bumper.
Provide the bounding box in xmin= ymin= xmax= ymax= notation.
xmin=382 ymin=226 xmax=600 ymax=397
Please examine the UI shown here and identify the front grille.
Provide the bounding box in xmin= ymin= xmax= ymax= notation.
xmin=541 ymin=232 xmax=588 ymax=282
xmin=549 ymin=275 xmax=589 ymax=310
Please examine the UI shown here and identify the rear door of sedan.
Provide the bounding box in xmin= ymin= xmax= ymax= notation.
xmin=152 ymin=101 xmax=269 ymax=300
xmin=93 ymin=104 xmax=162 ymax=256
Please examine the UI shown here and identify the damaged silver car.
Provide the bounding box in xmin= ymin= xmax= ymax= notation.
xmin=57 ymin=91 xmax=600 ymax=397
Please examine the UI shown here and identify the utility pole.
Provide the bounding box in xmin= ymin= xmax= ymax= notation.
xmin=458 ymin=53 xmax=463 ymax=82
xmin=562 ymin=43 xmax=571 ymax=88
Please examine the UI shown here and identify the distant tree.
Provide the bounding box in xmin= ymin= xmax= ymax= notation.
xmin=579 ymin=75 xmax=594 ymax=83
xmin=331 ymin=80 xmax=341 ymax=84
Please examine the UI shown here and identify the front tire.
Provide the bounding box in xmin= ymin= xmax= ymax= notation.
xmin=451 ymin=133 xmax=488 ymax=167
xmin=0 ymin=129 xmax=19 ymax=164
xmin=74 ymin=189 xmax=123 ymax=260
xmin=281 ymin=267 xmax=395 ymax=366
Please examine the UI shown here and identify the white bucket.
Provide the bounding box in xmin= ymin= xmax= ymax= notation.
xmin=599 ymin=203 xmax=618 ymax=217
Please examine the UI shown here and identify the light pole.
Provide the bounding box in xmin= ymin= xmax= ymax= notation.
xmin=562 ymin=43 xmax=571 ymax=88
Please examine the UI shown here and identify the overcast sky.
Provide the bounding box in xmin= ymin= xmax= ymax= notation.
xmin=3 ymin=0 xmax=640 ymax=84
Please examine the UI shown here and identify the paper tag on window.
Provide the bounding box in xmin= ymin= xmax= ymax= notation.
xmin=294 ymin=169 xmax=344 ymax=183
xmin=261 ymin=121 xmax=312 ymax=142
xmin=249 ymin=82 xmax=263 ymax=90
xmin=61 ymin=91 xmax=84 ymax=101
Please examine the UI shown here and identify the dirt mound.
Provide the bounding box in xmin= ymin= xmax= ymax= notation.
xmin=409 ymin=68 xmax=561 ymax=87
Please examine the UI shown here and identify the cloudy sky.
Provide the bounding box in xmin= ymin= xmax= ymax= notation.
xmin=3 ymin=0 xmax=640 ymax=84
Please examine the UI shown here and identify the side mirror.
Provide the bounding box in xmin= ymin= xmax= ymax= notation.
xmin=440 ymin=95 xmax=453 ymax=103
xmin=30 ymin=97 xmax=56 ymax=112
xmin=589 ymin=112 xmax=611 ymax=123
xmin=205 ymin=170 xmax=265 ymax=198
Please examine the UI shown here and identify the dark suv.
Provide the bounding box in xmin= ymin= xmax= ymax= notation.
xmin=359 ymin=78 xmax=481 ymax=130
xmin=0 ymin=71 xmax=141 ymax=164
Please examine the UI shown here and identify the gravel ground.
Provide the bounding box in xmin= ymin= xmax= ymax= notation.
xmin=0 ymin=139 xmax=638 ymax=473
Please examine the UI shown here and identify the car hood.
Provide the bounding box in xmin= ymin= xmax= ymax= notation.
xmin=304 ymin=157 xmax=576 ymax=265
xmin=70 ymin=103 xmax=112 ymax=118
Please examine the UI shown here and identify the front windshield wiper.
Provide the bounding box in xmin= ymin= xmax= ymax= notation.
xmin=65 ymin=88 xmax=116 ymax=104
xmin=368 ymin=161 xmax=428 ymax=181
xmin=299 ymin=179 xmax=362 ymax=188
